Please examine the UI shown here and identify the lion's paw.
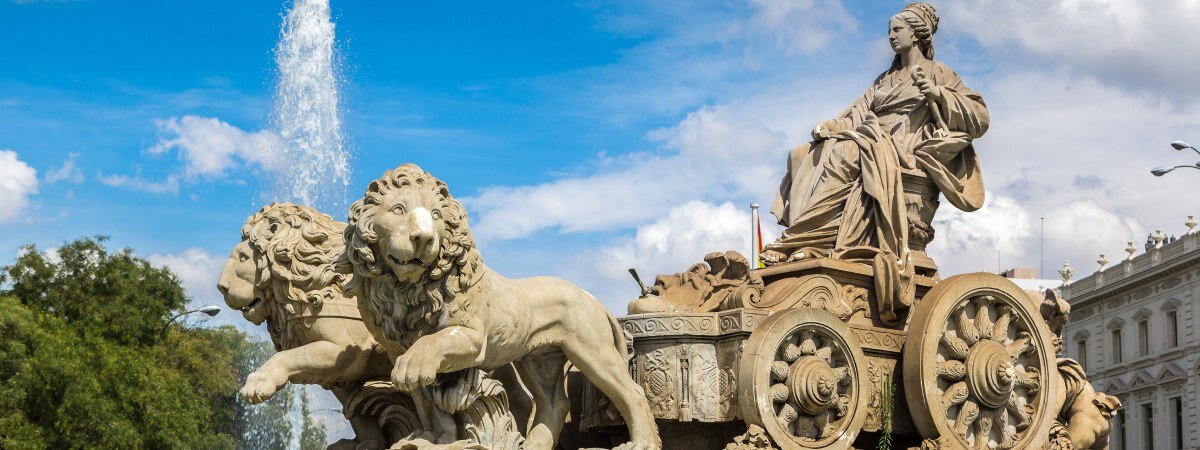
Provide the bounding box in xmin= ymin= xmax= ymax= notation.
xmin=391 ymin=353 xmax=441 ymax=392
xmin=240 ymin=370 xmax=287 ymax=404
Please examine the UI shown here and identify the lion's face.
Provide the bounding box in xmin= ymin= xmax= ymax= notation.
xmin=371 ymin=185 xmax=442 ymax=283
xmin=217 ymin=241 xmax=269 ymax=325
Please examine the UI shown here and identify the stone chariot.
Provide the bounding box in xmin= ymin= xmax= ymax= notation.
xmin=581 ymin=248 xmax=1062 ymax=450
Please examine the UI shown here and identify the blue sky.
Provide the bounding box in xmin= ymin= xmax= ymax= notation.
xmin=3 ymin=0 xmax=1200 ymax=324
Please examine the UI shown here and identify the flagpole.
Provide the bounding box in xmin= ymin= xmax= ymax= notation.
xmin=750 ymin=203 xmax=761 ymax=268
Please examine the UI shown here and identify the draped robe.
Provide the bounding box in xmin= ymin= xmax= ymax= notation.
xmin=769 ymin=59 xmax=989 ymax=261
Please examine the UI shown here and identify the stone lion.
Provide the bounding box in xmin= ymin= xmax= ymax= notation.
xmin=344 ymin=164 xmax=660 ymax=450
xmin=217 ymin=203 xmax=396 ymax=450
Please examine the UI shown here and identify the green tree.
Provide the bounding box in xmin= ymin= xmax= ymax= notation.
xmin=0 ymin=237 xmax=325 ymax=449
xmin=3 ymin=236 xmax=187 ymax=346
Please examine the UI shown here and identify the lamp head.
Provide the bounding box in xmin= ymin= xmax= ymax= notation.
xmin=198 ymin=305 xmax=221 ymax=317
xmin=1171 ymin=140 xmax=1193 ymax=151
xmin=1152 ymin=167 xmax=1175 ymax=177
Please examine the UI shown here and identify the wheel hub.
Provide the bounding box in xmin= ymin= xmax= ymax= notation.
xmin=787 ymin=356 xmax=839 ymax=415
xmin=965 ymin=339 xmax=1015 ymax=409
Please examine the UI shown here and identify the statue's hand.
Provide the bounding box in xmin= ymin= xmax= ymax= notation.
xmin=915 ymin=77 xmax=943 ymax=103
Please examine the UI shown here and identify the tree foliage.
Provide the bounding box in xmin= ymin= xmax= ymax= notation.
xmin=0 ymin=237 xmax=328 ymax=449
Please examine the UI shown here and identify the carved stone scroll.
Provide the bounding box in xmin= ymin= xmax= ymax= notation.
xmin=755 ymin=274 xmax=869 ymax=321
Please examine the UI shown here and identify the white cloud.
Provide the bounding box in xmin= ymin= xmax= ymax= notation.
xmin=97 ymin=173 xmax=181 ymax=195
xmin=731 ymin=0 xmax=858 ymax=55
xmin=944 ymin=0 xmax=1200 ymax=95
xmin=45 ymin=152 xmax=84 ymax=184
xmin=464 ymin=106 xmax=786 ymax=240
xmin=0 ymin=150 xmax=39 ymax=223
xmin=928 ymin=192 xmax=1035 ymax=274
xmin=148 ymin=247 xmax=224 ymax=306
xmin=148 ymin=115 xmax=281 ymax=179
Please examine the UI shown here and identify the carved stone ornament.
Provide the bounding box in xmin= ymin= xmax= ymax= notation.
xmin=903 ymin=274 xmax=1058 ymax=450
xmin=755 ymin=275 xmax=868 ymax=321
xmin=738 ymin=308 xmax=866 ymax=450
xmin=629 ymin=250 xmax=765 ymax=314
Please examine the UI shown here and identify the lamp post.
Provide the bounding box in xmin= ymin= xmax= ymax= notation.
xmin=160 ymin=305 xmax=221 ymax=338
xmin=1151 ymin=140 xmax=1200 ymax=176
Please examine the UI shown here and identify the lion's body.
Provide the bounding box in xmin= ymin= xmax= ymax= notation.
xmin=345 ymin=164 xmax=660 ymax=450
xmin=218 ymin=203 xmax=395 ymax=450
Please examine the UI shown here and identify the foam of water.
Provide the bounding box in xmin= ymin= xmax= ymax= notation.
xmin=270 ymin=0 xmax=350 ymax=212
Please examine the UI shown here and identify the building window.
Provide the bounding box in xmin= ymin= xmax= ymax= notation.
xmin=1075 ymin=338 xmax=1087 ymax=370
xmin=1112 ymin=329 xmax=1123 ymax=363
xmin=1171 ymin=397 xmax=1184 ymax=450
xmin=1138 ymin=320 xmax=1150 ymax=356
xmin=1167 ymin=311 xmax=1179 ymax=348
xmin=1143 ymin=404 xmax=1155 ymax=449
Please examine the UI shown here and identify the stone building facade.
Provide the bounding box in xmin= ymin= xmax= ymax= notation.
xmin=1061 ymin=219 xmax=1200 ymax=450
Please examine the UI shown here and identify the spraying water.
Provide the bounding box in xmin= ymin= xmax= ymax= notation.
xmin=240 ymin=1 xmax=351 ymax=447
xmin=270 ymin=0 xmax=350 ymax=211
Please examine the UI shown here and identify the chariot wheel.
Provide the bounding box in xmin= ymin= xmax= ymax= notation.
xmin=902 ymin=273 xmax=1057 ymax=450
xmin=738 ymin=308 xmax=865 ymax=450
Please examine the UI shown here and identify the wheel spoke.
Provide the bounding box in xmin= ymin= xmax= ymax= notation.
xmin=1013 ymin=366 xmax=1040 ymax=395
xmin=991 ymin=306 xmax=1012 ymax=342
xmin=937 ymin=360 xmax=967 ymax=382
xmin=942 ymin=381 xmax=969 ymax=407
xmin=800 ymin=336 xmax=817 ymax=356
xmin=952 ymin=399 xmax=980 ymax=439
xmin=770 ymin=361 xmax=790 ymax=382
xmin=813 ymin=410 xmax=830 ymax=439
xmin=778 ymin=402 xmax=799 ymax=424
xmin=782 ymin=341 xmax=801 ymax=363
xmin=975 ymin=298 xmax=994 ymax=340
xmin=1005 ymin=394 xmax=1032 ymax=432
xmin=974 ymin=412 xmax=993 ymax=450
xmin=794 ymin=414 xmax=816 ymax=440
xmin=994 ymin=409 xmax=1016 ymax=450
xmin=833 ymin=366 xmax=851 ymax=385
xmin=1005 ymin=332 xmax=1032 ymax=359
xmin=956 ymin=310 xmax=979 ymax=345
xmin=814 ymin=346 xmax=832 ymax=363
xmin=942 ymin=332 xmax=970 ymax=361
xmin=835 ymin=394 xmax=850 ymax=419
xmin=770 ymin=383 xmax=790 ymax=403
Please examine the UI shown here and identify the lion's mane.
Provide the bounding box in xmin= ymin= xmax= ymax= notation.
xmin=242 ymin=203 xmax=349 ymax=350
xmin=344 ymin=164 xmax=483 ymax=353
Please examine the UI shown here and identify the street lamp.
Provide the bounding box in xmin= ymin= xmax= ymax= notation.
xmin=1152 ymin=140 xmax=1200 ymax=176
xmin=160 ymin=305 xmax=221 ymax=338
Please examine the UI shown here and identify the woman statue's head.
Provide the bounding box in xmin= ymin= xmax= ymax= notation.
xmin=890 ymin=2 xmax=938 ymax=61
